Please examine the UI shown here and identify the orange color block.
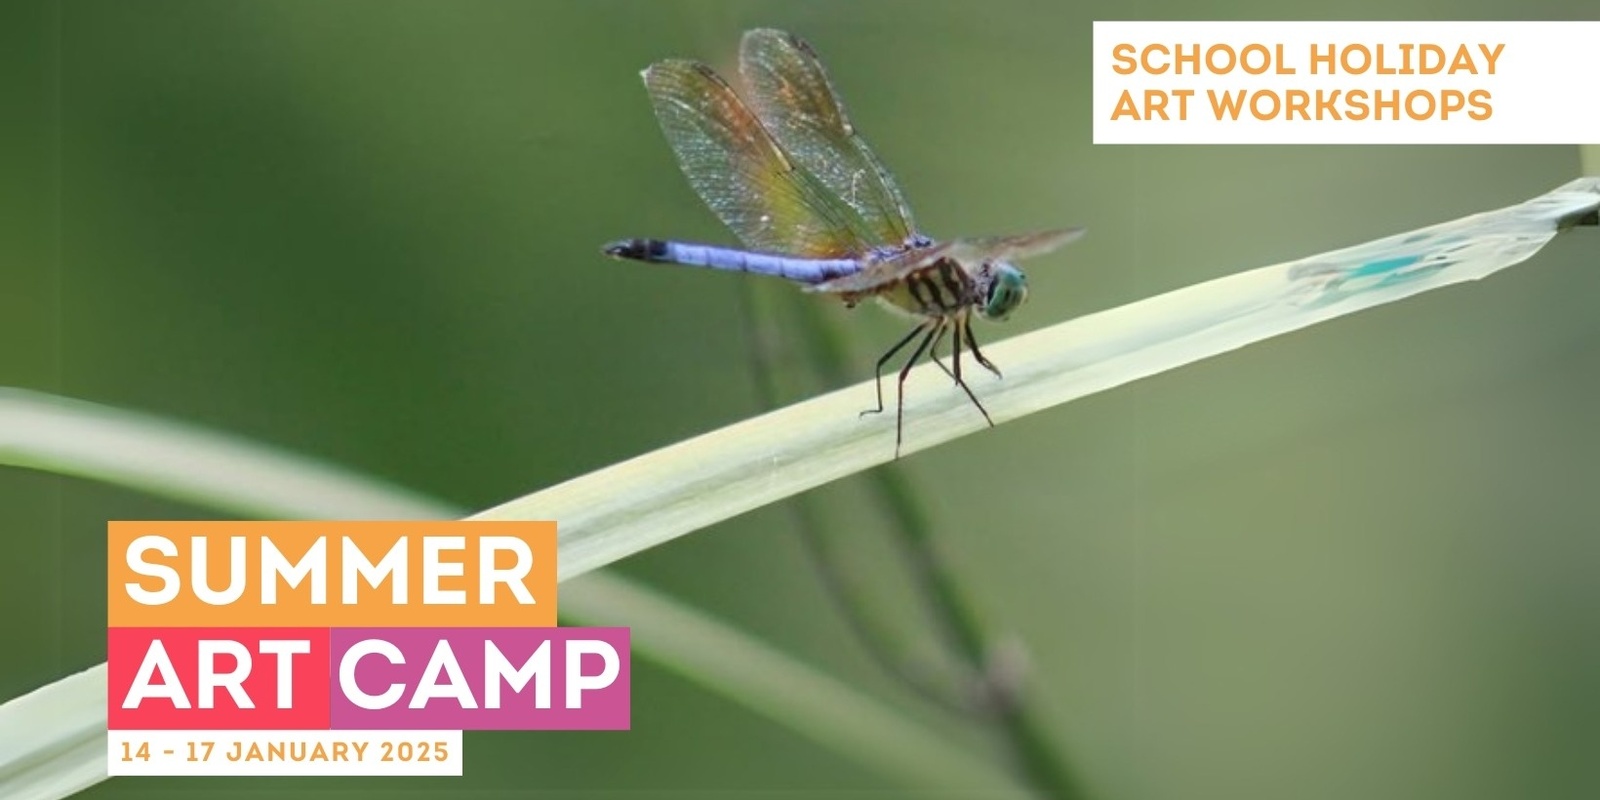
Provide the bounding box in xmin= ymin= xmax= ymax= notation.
xmin=108 ymin=521 xmax=556 ymax=627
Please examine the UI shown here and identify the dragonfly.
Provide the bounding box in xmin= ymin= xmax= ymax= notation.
xmin=604 ymin=29 xmax=1083 ymax=456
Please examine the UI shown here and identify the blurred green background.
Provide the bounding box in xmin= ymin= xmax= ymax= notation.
xmin=3 ymin=1 xmax=1597 ymax=798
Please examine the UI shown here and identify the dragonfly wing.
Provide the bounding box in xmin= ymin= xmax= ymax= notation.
xmin=945 ymin=227 xmax=1087 ymax=263
xmin=805 ymin=242 xmax=950 ymax=294
xmin=807 ymin=228 xmax=1085 ymax=295
xmin=642 ymin=60 xmax=874 ymax=258
xmin=740 ymin=29 xmax=918 ymax=248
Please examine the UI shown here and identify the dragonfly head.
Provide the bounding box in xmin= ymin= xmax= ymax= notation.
xmin=976 ymin=262 xmax=1029 ymax=321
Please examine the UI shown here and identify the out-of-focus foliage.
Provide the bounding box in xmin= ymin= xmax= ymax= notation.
xmin=2 ymin=1 xmax=1596 ymax=798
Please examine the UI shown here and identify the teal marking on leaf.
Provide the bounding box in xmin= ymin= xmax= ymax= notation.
xmin=1350 ymin=253 xmax=1423 ymax=279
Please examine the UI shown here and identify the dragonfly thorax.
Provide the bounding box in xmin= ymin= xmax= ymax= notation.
xmin=871 ymin=256 xmax=1028 ymax=322
xmin=974 ymin=261 xmax=1029 ymax=322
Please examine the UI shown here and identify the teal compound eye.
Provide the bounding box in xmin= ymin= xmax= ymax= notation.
xmin=981 ymin=263 xmax=1029 ymax=321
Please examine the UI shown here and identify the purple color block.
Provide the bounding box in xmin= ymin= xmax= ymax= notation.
xmin=329 ymin=628 xmax=630 ymax=730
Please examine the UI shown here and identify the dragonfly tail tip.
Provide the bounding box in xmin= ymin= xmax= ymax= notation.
xmin=602 ymin=238 xmax=668 ymax=262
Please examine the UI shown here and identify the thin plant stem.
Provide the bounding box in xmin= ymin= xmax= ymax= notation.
xmin=791 ymin=298 xmax=1088 ymax=800
xmin=736 ymin=282 xmax=975 ymax=714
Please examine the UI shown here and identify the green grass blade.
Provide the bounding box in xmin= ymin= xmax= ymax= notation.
xmin=0 ymin=665 xmax=105 ymax=800
xmin=2 ymin=178 xmax=1594 ymax=800
xmin=0 ymin=390 xmax=446 ymax=520
xmin=474 ymin=177 xmax=1600 ymax=582
xmin=0 ymin=389 xmax=1026 ymax=799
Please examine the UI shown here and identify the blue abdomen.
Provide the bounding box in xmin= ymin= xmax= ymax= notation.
xmin=604 ymin=238 xmax=861 ymax=285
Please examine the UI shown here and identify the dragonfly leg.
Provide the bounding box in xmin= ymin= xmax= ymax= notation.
xmin=949 ymin=316 xmax=995 ymax=429
xmin=862 ymin=322 xmax=930 ymax=418
xmin=927 ymin=324 xmax=955 ymax=380
xmin=962 ymin=318 xmax=1003 ymax=379
xmin=894 ymin=319 xmax=944 ymax=458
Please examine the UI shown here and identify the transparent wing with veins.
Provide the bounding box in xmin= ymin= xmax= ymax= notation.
xmin=642 ymin=59 xmax=879 ymax=258
xmin=739 ymin=28 xmax=919 ymax=249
